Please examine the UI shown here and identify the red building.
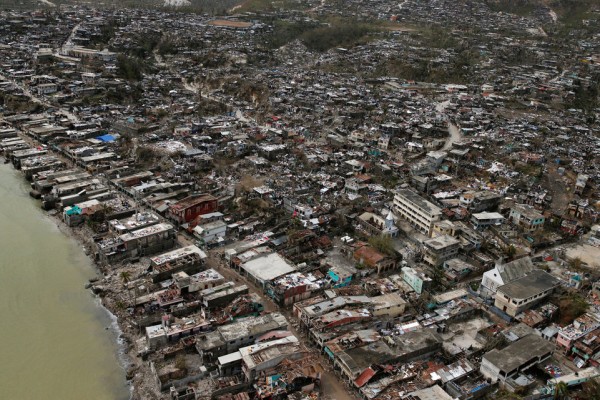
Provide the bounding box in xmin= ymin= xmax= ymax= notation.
xmin=168 ymin=193 xmax=218 ymax=224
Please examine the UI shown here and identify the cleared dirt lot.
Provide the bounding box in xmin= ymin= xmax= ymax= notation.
xmin=207 ymin=19 xmax=252 ymax=28
xmin=566 ymin=243 xmax=600 ymax=267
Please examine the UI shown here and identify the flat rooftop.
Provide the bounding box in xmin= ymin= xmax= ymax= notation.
xmin=424 ymin=234 xmax=460 ymax=250
xmin=483 ymin=334 xmax=555 ymax=374
xmin=271 ymin=271 xmax=326 ymax=291
xmin=390 ymin=328 xmax=443 ymax=356
xmin=196 ymin=219 xmax=227 ymax=231
xmin=396 ymin=188 xmax=442 ymax=216
xmin=339 ymin=340 xmax=395 ymax=377
xmin=472 ymin=212 xmax=504 ymax=220
xmin=497 ymin=270 xmax=558 ymax=300
xmin=80 ymin=152 xmax=115 ymax=163
xmin=109 ymin=212 xmax=160 ymax=232
xmin=433 ymin=288 xmax=468 ymax=304
xmin=54 ymin=178 xmax=99 ymax=192
xmin=119 ymin=222 xmax=173 ymax=242
xmin=239 ymin=336 xmax=300 ymax=370
xmin=203 ymin=285 xmax=248 ymax=302
xmin=512 ymin=204 xmax=544 ymax=220
xmin=303 ymin=296 xmax=372 ymax=318
xmin=219 ymin=313 xmax=288 ymax=342
xmin=150 ymin=245 xmax=207 ymax=266
xmin=550 ymin=366 xmax=600 ymax=385
xmin=189 ymin=269 xmax=223 ymax=283
xmin=324 ymin=248 xmax=359 ymax=276
xmin=242 ymin=252 xmax=296 ymax=283
xmin=371 ymin=292 xmax=407 ymax=309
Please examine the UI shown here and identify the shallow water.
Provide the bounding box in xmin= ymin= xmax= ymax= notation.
xmin=0 ymin=162 xmax=128 ymax=400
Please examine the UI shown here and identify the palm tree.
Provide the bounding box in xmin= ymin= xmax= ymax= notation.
xmin=506 ymin=244 xmax=517 ymax=260
xmin=554 ymin=381 xmax=569 ymax=400
xmin=120 ymin=270 xmax=130 ymax=286
xmin=569 ymin=257 xmax=583 ymax=271
xmin=100 ymin=203 xmax=114 ymax=222
xmin=120 ymin=271 xmax=133 ymax=307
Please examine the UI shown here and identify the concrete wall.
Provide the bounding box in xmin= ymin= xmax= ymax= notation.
xmin=494 ymin=291 xmax=551 ymax=317
xmin=480 ymin=357 xmax=501 ymax=383
xmin=372 ymin=303 xmax=406 ymax=318
xmin=402 ymin=267 xmax=425 ymax=294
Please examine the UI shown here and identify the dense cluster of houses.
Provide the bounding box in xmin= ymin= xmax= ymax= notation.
xmin=1 ymin=1 xmax=600 ymax=400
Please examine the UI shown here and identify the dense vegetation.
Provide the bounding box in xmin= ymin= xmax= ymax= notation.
xmin=266 ymin=19 xmax=377 ymax=52
xmin=266 ymin=20 xmax=321 ymax=49
xmin=116 ymin=55 xmax=145 ymax=80
xmin=301 ymin=22 xmax=375 ymax=52
xmin=485 ymin=0 xmax=537 ymax=17
xmin=571 ymin=77 xmax=600 ymax=113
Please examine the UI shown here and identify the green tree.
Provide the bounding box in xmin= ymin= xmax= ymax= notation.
xmin=157 ymin=36 xmax=178 ymax=56
xmin=116 ymin=55 xmax=144 ymax=81
xmin=286 ymin=216 xmax=303 ymax=239
xmin=430 ymin=265 xmax=445 ymax=292
xmin=483 ymin=334 xmax=508 ymax=353
xmin=368 ymin=235 xmax=395 ymax=257
xmin=558 ymin=292 xmax=589 ymax=324
xmin=175 ymin=355 xmax=187 ymax=373
xmin=120 ymin=271 xmax=131 ymax=286
xmin=569 ymin=257 xmax=583 ymax=271
xmin=300 ymin=22 xmax=374 ymax=52
xmin=580 ymin=378 xmax=600 ymax=400
xmin=120 ymin=271 xmax=133 ymax=307
xmin=505 ymin=245 xmax=517 ymax=259
xmin=553 ymin=381 xmax=569 ymax=400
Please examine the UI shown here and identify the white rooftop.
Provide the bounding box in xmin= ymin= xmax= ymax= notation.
xmin=242 ymin=252 xmax=296 ymax=283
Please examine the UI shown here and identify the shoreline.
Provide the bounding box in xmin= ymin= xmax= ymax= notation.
xmin=50 ymin=211 xmax=135 ymax=399
xmin=50 ymin=193 xmax=157 ymax=399
xmin=2 ymin=151 xmax=155 ymax=399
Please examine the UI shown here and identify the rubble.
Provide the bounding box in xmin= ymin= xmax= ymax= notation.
xmin=1 ymin=0 xmax=600 ymax=399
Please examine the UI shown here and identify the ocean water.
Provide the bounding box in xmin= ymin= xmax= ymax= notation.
xmin=0 ymin=162 xmax=128 ymax=400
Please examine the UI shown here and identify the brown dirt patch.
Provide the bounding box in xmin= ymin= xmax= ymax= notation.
xmin=208 ymin=19 xmax=252 ymax=28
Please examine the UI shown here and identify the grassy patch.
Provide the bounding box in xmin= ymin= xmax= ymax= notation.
xmin=233 ymin=0 xmax=309 ymax=13
xmin=370 ymin=47 xmax=480 ymax=84
xmin=485 ymin=0 xmax=537 ymax=17
xmin=557 ymin=292 xmax=589 ymax=325
xmin=551 ymin=0 xmax=596 ymax=25
xmin=265 ymin=19 xmax=321 ymax=49
xmin=116 ymin=55 xmax=146 ymax=81
xmin=514 ymin=162 xmax=543 ymax=177
xmin=417 ymin=26 xmax=459 ymax=49
xmin=300 ymin=21 xmax=375 ymax=52
xmin=265 ymin=18 xmax=379 ymax=52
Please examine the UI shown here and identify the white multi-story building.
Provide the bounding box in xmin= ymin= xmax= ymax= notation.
xmin=509 ymin=204 xmax=545 ymax=231
xmin=471 ymin=212 xmax=505 ymax=230
xmin=423 ymin=235 xmax=461 ymax=266
xmin=393 ymin=188 xmax=442 ymax=236
xmin=480 ymin=334 xmax=554 ymax=383
xmin=479 ymin=257 xmax=534 ymax=298
xmin=494 ymin=270 xmax=558 ymax=317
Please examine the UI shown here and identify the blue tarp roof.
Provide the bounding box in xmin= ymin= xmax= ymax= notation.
xmin=65 ymin=205 xmax=82 ymax=215
xmin=96 ymin=134 xmax=115 ymax=142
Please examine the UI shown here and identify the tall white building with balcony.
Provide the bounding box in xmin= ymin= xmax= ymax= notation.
xmin=393 ymin=188 xmax=442 ymax=236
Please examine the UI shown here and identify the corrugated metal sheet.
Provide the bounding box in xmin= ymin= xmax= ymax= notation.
xmin=354 ymin=367 xmax=376 ymax=388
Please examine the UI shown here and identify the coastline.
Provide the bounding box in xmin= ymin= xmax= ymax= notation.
xmin=1 ymin=150 xmax=155 ymax=399
xmin=50 ymin=190 xmax=157 ymax=399
xmin=50 ymin=209 xmax=135 ymax=398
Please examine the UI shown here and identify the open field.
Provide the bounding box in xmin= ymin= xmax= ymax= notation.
xmin=207 ymin=19 xmax=252 ymax=28
xmin=566 ymin=244 xmax=600 ymax=268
